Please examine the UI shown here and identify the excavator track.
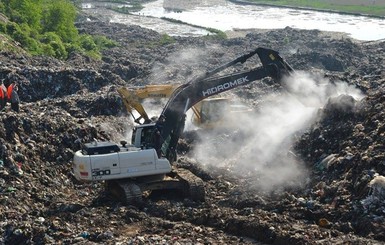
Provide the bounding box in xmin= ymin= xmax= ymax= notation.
xmin=106 ymin=180 xmax=143 ymax=205
xmin=120 ymin=181 xmax=143 ymax=205
xmin=105 ymin=170 xmax=204 ymax=205
xmin=176 ymin=168 xmax=205 ymax=201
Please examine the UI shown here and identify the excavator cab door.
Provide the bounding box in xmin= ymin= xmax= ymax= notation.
xmin=200 ymin=98 xmax=229 ymax=124
xmin=131 ymin=123 xmax=157 ymax=149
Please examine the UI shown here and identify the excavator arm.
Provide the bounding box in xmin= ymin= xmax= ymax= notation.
xmin=156 ymin=47 xmax=294 ymax=161
xmin=117 ymin=85 xmax=179 ymax=124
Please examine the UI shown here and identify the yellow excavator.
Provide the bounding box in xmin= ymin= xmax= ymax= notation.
xmin=117 ymin=84 xmax=177 ymax=125
xmin=117 ymin=84 xmax=252 ymax=128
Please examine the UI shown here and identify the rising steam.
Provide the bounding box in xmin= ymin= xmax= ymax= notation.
xmin=193 ymin=71 xmax=364 ymax=192
xmin=117 ymin=44 xmax=365 ymax=193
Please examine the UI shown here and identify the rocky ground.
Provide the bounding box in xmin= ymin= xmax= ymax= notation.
xmin=0 ymin=13 xmax=385 ymax=245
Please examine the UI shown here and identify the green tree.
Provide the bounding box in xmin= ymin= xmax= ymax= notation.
xmin=3 ymin=0 xmax=42 ymax=31
xmin=2 ymin=0 xmax=12 ymax=16
xmin=42 ymin=0 xmax=78 ymax=42
xmin=0 ymin=2 xmax=5 ymax=13
xmin=40 ymin=32 xmax=68 ymax=59
xmin=1 ymin=0 xmax=116 ymax=59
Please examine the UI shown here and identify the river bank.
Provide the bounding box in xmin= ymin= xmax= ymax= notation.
xmin=233 ymin=0 xmax=385 ymax=17
xmin=132 ymin=0 xmax=385 ymax=41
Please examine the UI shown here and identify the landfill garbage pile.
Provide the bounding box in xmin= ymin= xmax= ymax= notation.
xmin=0 ymin=19 xmax=385 ymax=244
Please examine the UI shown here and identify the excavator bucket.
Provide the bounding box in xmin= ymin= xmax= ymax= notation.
xmin=256 ymin=47 xmax=294 ymax=81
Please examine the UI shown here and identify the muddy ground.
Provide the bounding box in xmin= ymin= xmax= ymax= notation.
xmin=0 ymin=13 xmax=385 ymax=245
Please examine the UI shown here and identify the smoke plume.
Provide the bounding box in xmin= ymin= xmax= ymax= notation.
xmin=193 ymin=71 xmax=364 ymax=192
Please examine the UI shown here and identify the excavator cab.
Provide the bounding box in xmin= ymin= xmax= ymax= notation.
xmin=131 ymin=123 xmax=157 ymax=149
xmin=200 ymin=98 xmax=225 ymax=124
xmin=191 ymin=97 xmax=252 ymax=128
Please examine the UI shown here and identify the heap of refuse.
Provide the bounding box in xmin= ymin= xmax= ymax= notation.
xmin=0 ymin=19 xmax=384 ymax=244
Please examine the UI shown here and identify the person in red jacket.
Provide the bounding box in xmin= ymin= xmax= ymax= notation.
xmin=6 ymin=82 xmax=20 ymax=112
xmin=0 ymin=82 xmax=6 ymax=111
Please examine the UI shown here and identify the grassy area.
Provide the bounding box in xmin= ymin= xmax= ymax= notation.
xmin=107 ymin=0 xmax=147 ymax=13
xmin=161 ymin=17 xmax=227 ymax=39
xmin=108 ymin=4 xmax=144 ymax=13
xmin=245 ymin=0 xmax=385 ymax=17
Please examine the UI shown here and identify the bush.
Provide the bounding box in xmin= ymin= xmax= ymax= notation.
xmin=5 ymin=22 xmax=19 ymax=35
xmin=0 ymin=22 xmax=6 ymax=33
xmin=1 ymin=0 xmax=116 ymax=60
xmin=40 ymin=32 xmax=62 ymax=44
xmin=49 ymin=40 xmax=68 ymax=59
xmin=65 ymin=42 xmax=82 ymax=54
xmin=93 ymin=35 xmax=117 ymax=49
xmin=25 ymin=38 xmax=41 ymax=54
xmin=159 ymin=34 xmax=175 ymax=45
xmin=40 ymin=32 xmax=67 ymax=58
xmin=84 ymin=50 xmax=101 ymax=60
xmin=11 ymin=29 xmax=28 ymax=46
xmin=9 ymin=10 xmax=26 ymax=25
xmin=79 ymin=34 xmax=97 ymax=51
xmin=41 ymin=43 xmax=55 ymax=57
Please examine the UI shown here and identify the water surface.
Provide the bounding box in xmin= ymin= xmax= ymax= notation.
xmin=82 ymin=0 xmax=385 ymax=41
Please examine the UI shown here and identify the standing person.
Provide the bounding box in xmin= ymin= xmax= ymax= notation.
xmin=6 ymin=82 xmax=20 ymax=112
xmin=0 ymin=82 xmax=6 ymax=111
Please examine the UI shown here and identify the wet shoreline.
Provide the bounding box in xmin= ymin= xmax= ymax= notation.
xmin=229 ymin=0 xmax=385 ymax=19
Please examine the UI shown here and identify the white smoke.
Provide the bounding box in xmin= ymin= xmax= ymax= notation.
xmin=115 ymin=44 xmax=365 ymax=193
xmin=148 ymin=47 xmax=212 ymax=85
xmin=193 ymin=71 xmax=364 ymax=192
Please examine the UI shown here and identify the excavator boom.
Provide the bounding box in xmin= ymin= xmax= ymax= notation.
xmin=157 ymin=47 xmax=294 ymax=160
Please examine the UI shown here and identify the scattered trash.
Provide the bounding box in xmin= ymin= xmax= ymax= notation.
xmin=361 ymin=175 xmax=385 ymax=211
xmin=80 ymin=231 xmax=90 ymax=239
xmin=317 ymin=154 xmax=337 ymax=171
xmin=11 ymin=163 xmax=23 ymax=176
xmin=35 ymin=217 xmax=45 ymax=224
xmin=318 ymin=218 xmax=331 ymax=228
xmin=369 ymin=175 xmax=385 ymax=199
xmin=0 ymin=19 xmax=383 ymax=245
xmin=6 ymin=187 xmax=17 ymax=193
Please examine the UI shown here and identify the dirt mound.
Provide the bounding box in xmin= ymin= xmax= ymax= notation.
xmin=0 ymin=20 xmax=385 ymax=244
